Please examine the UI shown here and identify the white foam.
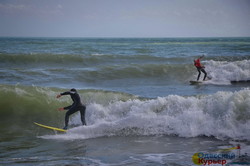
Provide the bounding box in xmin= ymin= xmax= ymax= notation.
xmin=203 ymin=60 xmax=250 ymax=85
xmin=41 ymin=89 xmax=250 ymax=141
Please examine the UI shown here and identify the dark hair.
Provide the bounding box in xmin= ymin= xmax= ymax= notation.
xmin=70 ymin=88 xmax=77 ymax=92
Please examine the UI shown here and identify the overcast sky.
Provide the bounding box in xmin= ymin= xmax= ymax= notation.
xmin=0 ymin=0 xmax=250 ymax=37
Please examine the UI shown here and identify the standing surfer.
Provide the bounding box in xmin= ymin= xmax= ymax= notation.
xmin=194 ymin=55 xmax=207 ymax=81
xmin=56 ymin=88 xmax=86 ymax=130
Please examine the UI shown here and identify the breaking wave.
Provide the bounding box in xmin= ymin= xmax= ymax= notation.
xmin=1 ymin=84 xmax=248 ymax=141
xmin=204 ymin=60 xmax=250 ymax=84
xmin=51 ymin=88 xmax=250 ymax=141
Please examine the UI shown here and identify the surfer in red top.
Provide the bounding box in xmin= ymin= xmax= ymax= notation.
xmin=194 ymin=55 xmax=207 ymax=81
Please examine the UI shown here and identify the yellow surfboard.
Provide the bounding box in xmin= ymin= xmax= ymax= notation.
xmin=34 ymin=122 xmax=67 ymax=132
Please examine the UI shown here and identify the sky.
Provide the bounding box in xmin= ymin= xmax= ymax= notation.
xmin=0 ymin=0 xmax=250 ymax=38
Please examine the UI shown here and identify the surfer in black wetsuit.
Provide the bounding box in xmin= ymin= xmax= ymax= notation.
xmin=57 ymin=88 xmax=86 ymax=130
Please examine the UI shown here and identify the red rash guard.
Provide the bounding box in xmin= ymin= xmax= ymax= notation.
xmin=194 ymin=59 xmax=202 ymax=68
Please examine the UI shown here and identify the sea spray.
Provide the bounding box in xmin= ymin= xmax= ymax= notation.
xmin=1 ymin=84 xmax=249 ymax=140
xmin=40 ymin=88 xmax=250 ymax=140
xmin=204 ymin=60 xmax=250 ymax=84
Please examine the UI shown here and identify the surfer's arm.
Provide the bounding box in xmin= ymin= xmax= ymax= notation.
xmin=58 ymin=107 xmax=64 ymax=111
xmin=56 ymin=91 xmax=72 ymax=98
xmin=63 ymin=105 xmax=72 ymax=110
xmin=60 ymin=91 xmax=72 ymax=96
xmin=58 ymin=105 xmax=71 ymax=111
xmin=200 ymin=55 xmax=205 ymax=59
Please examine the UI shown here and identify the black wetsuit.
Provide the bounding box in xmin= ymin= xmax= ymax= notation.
xmin=61 ymin=91 xmax=86 ymax=128
xmin=196 ymin=67 xmax=207 ymax=81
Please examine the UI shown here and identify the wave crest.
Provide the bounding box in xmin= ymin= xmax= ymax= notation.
xmin=44 ymin=89 xmax=250 ymax=141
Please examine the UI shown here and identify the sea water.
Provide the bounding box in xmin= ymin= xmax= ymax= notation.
xmin=0 ymin=37 xmax=250 ymax=165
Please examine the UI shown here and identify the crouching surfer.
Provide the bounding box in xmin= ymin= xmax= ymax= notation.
xmin=194 ymin=55 xmax=207 ymax=81
xmin=56 ymin=88 xmax=86 ymax=130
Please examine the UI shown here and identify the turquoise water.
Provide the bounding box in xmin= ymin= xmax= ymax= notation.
xmin=0 ymin=37 xmax=250 ymax=165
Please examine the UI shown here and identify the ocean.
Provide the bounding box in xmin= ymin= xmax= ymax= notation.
xmin=0 ymin=37 xmax=250 ymax=165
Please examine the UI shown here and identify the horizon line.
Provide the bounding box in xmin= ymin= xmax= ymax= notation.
xmin=1 ymin=36 xmax=250 ymax=39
